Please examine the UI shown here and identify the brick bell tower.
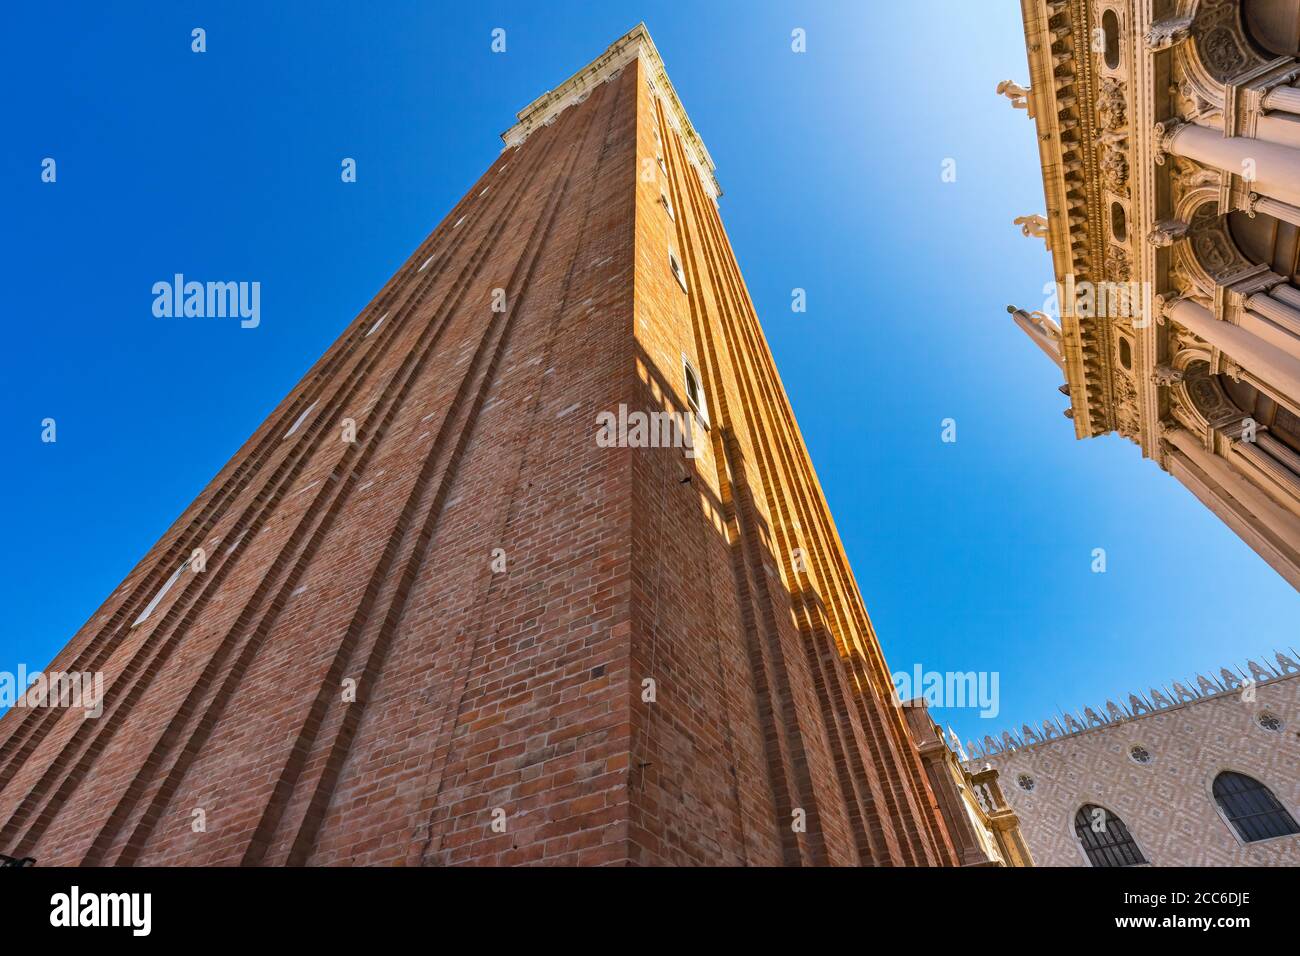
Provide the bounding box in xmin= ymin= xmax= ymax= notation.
xmin=0 ymin=24 xmax=955 ymax=866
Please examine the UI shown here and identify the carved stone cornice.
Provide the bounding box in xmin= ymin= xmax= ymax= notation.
xmin=1018 ymin=0 xmax=1117 ymax=438
xmin=963 ymin=653 xmax=1300 ymax=762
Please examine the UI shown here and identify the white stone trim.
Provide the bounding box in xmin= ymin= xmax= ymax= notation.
xmin=499 ymin=22 xmax=721 ymax=199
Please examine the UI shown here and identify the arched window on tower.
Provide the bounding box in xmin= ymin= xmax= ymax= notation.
xmin=1212 ymin=771 xmax=1300 ymax=843
xmin=1074 ymin=804 xmax=1148 ymax=867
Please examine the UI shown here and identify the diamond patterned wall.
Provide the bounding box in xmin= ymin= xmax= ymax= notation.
xmin=978 ymin=676 xmax=1299 ymax=866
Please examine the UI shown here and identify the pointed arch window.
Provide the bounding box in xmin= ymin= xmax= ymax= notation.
xmin=1213 ymin=771 xmax=1300 ymax=843
xmin=1074 ymin=804 xmax=1147 ymax=867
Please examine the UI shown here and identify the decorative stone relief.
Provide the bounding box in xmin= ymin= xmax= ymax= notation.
xmin=1182 ymin=358 xmax=1243 ymax=424
xmin=1095 ymin=77 xmax=1130 ymax=199
xmin=1191 ymin=0 xmax=1268 ymax=84
xmin=1112 ymin=368 xmax=1141 ymax=438
xmin=1152 ymin=364 xmax=1186 ymax=386
xmin=1105 ymin=246 xmax=1131 ymax=281
xmin=1187 ymin=203 xmax=1250 ymax=282
xmin=1172 ymin=157 xmax=1220 ymax=194
xmin=1097 ymin=76 xmax=1127 ymax=132
xmin=1100 ymin=147 xmax=1129 ymax=192
xmin=1152 ymin=118 xmax=1189 ymax=165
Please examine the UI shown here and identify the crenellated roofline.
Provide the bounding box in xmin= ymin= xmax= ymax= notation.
xmin=961 ymin=649 xmax=1300 ymax=764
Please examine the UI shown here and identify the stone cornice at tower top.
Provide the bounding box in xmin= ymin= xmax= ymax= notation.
xmin=500 ymin=22 xmax=722 ymax=199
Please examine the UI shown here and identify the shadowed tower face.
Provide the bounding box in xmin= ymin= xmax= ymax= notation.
xmin=0 ymin=25 xmax=955 ymax=867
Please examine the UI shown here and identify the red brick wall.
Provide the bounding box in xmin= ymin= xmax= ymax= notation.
xmin=0 ymin=56 xmax=953 ymax=866
xmin=625 ymin=57 xmax=953 ymax=866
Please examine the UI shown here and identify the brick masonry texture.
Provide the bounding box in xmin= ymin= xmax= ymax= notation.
xmin=0 ymin=58 xmax=955 ymax=866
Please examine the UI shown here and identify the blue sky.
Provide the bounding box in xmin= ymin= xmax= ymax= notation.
xmin=3 ymin=1 xmax=1296 ymax=748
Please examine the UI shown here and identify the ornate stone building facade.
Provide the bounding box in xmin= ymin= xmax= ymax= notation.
xmin=964 ymin=652 xmax=1300 ymax=865
xmin=903 ymin=700 xmax=1034 ymax=866
xmin=1008 ymin=0 xmax=1300 ymax=589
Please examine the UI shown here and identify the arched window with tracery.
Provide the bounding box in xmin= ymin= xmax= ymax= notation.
xmin=1212 ymin=771 xmax=1300 ymax=843
xmin=1074 ymin=804 xmax=1147 ymax=867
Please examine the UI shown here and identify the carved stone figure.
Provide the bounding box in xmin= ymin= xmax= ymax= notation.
xmin=1145 ymin=16 xmax=1192 ymax=51
xmin=1100 ymin=147 xmax=1129 ymax=192
xmin=1028 ymin=310 xmax=1062 ymax=341
xmin=996 ymin=79 xmax=1033 ymax=116
xmin=1097 ymin=77 xmax=1127 ymax=132
xmin=1151 ymin=364 xmax=1185 ymax=386
xmin=1172 ymin=158 xmax=1220 ymax=194
xmin=1147 ymin=219 xmax=1190 ymax=247
xmin=1014 ymin=214 xmax=1051 ymax=250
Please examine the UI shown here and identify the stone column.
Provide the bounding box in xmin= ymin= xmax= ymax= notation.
xmin=1260 ymin=431 xmax=1300 ymax=475
xmin=1007 ymin=306 xmax=1064 ymax=369
xmin=988 ymin=808 xmax=1034 ymax=868
xmin=1237 ymin=309 xmax=1300 ymax=361
xmin=1241 ymin=293 xmax=1300 ymax=361
xmin=1272 ymin=284 xmax=1300 ymax=311
xmin=1166 ymin=297 xmax=1300 ymax=398
xmin=1164 ymin=427 xmax=1300 ymax=588
xmin=1164 ymin=427 xmax=1300 ymax=547
xmin=1263 ymin=84 xmax=1300 ymax=115
xmin=1249 ymin=194 xmax=1300 ymax=229
xmin=1167 ymin=123 xmax=1300 ymax=208
xmin=1246 ymin=288 xmax=1300 ymax=331
xmin=1236 ymin=440 xmax=1300 ymax=508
